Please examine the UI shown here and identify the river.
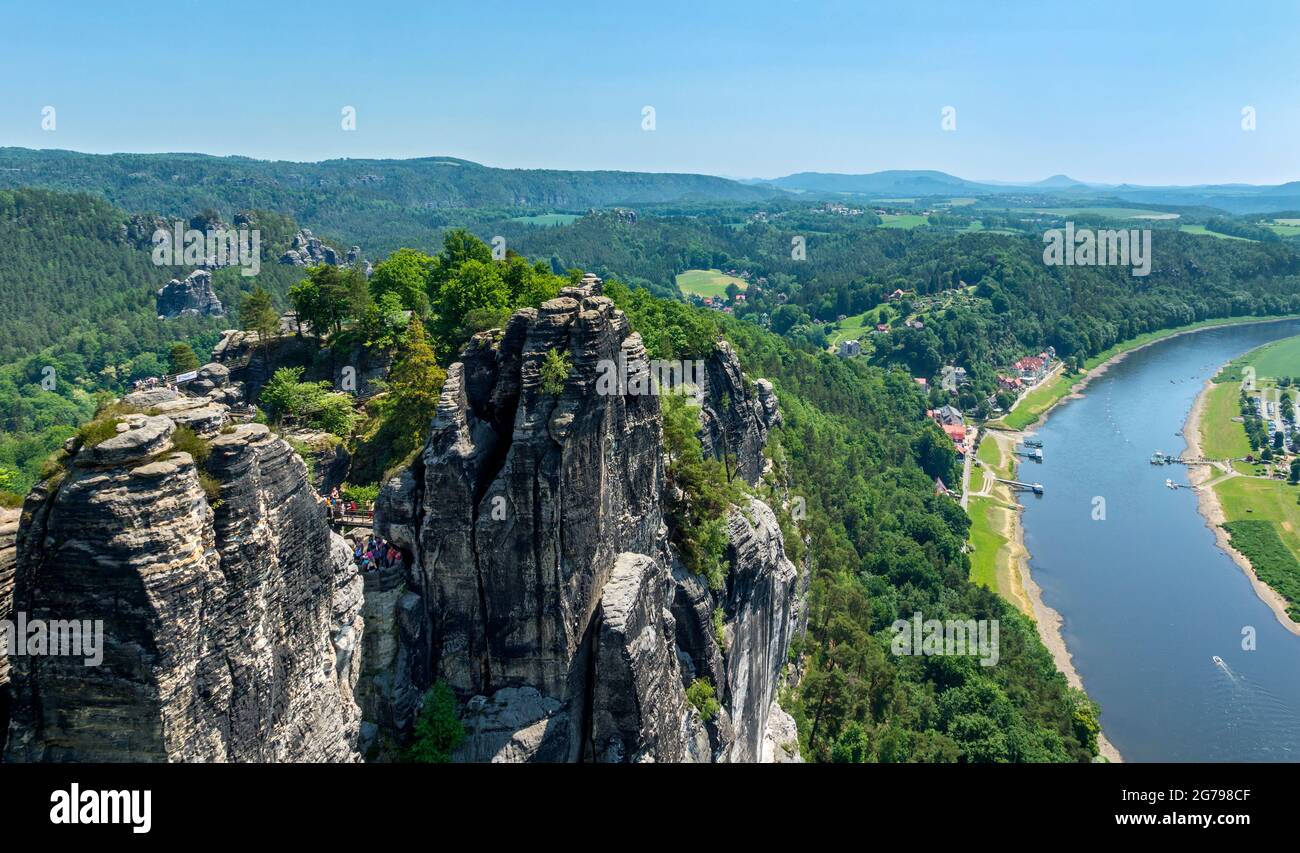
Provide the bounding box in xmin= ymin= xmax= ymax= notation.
xmin=1019 ymin=319 xmax=1300 ymax=762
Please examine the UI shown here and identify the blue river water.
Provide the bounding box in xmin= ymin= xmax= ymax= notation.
xmin=1018 ymin=319 xmax=1300 ymax=762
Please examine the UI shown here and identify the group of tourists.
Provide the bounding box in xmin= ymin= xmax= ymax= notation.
xmin=322 ymin=488 xmax=369 ymax=520
xmin=353 ymin=534 xmax=403 ymax=573
xmin=132 ymin=376 xmax=175 ymax=392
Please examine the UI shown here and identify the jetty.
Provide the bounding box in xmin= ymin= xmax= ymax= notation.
xmin=994 ymin=478 xmax=1044 ymax=494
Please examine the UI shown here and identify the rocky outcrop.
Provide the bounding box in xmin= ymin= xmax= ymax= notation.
xmin=279 ymin=229 xmax=370 ymax=275
xmin=718 ymin=497 xmax=798 ymax=762
xmin=587 ymin=553 xmax=711 ymax=762
xmin=0 ymin=507 xmax=18 ymax=755
xmin=367 ymin=279 xmax=800 ymax=762
xmin=156 ymin=269 xmax=224 ymax=319
xmin=3 ymin=403 xmax=363 ymax=762
xmin=211 ymin=330 xmax=390 ymax=404
xmin=370 ymin=282 xmax=682 ymax=761
xmin=698 ymin=341 xmax=782 ymax=486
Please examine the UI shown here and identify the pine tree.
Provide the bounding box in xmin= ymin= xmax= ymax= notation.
xmin=384 ymin=316 xmax=446 ymax=459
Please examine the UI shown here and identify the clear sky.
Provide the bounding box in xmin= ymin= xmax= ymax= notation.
xmin=3 ymin=0 xmax=1298 ymax=184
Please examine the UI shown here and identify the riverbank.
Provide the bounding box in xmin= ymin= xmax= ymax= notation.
xmin=977 ymin=316 xmax=1300 ymax=762
xmin=1185 ymin=371 xmax=1300 ymax=637
xmin=966 ymin=429 xmax=1121 ymax=761
xmin=991 ymin=314 xmax=1300 ymax=432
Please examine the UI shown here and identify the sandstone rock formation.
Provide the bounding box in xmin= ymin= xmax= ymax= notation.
xmin=0 ymin=507 xmax=18 ymax=755
xmin=279 ymin=229 xmax=371 ymax=275
xmin=3 ymin=402 xmax=363 ymax=762
xmin=211 ymin=330 xmax=391 ymax=404
xmin=156 ymin=269 xmax=224 ymax=319
xmin=366 ymin=279 xmax=801 ymax=762
xmin=698 ymin=341 xmax=782 ymax=486
xmin=2 ymin=280 xmax=802 ymax=764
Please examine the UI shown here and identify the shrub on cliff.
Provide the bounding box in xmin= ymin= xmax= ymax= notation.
xmin=686 ymin=678 xmax=720 ymax=722
xmin=406 ymin=681 xmax=465 ymax=763
xmin=662 ymin=393 xmax=744 ymax=589
xmin=540 ymin=348 xmax=572 ymax=396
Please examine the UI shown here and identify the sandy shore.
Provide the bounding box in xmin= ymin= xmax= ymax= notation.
xmin=979 ymin=428 xmax=1121 ymax=761
xmin=1183 ymin=377 xmax=1300 ymax=636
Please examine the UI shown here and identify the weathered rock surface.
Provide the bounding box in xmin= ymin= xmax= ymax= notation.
xmin=368 ymin=280 xmax=800 ymax=762
xmin=156 ymin=269 xmax=224 ymax=319
xmin=588 ymin=553 xmax=709 ymax=763
xmin=698 ymin=341 xmax=782 ymax=486
xmin=278 ymin=229 xmax=371 ymax=276
xmin=3 ymin=406 xmax=363 ymax=762
xmin=211 ymin=330 xmax=390 ymax=404
xmin=0 ymin=507 xmax=18 ymax=755
xmin=719 ymin=497 xmax=798 ymax=762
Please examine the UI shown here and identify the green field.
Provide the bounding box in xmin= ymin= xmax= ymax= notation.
xmin=675 ymin=268 xmax=749 ymax=298
xmin=967 ymin=496 xmax=1007 ymax=591
xmin=1213 ymin=476 xmax=1300 ymax=620
xmin=1266 ymin=219 xmax=1300 ymax=238
xmin=1231 ymin=334 xmax=1300 ymax=380
xmin=878 ymin=214 xmax=929 ymax=229
xmin=509 ymin=213 xmax=580 ymax=226
xmin=825 ymin=306 xmax=895 ymax=347
xmin=1198 ymin=381 xmax=1252 ymax=459
xmin=1179 ymin=224 xmax=1254 ymax=241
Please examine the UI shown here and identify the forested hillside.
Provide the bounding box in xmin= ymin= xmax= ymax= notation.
xmin=0 ymin=188 xmax=311 ymax=493
xmin=0 ymin=148 xmax=777 ymax=253
xmin=511 ymin=209 xmax=1300 ymax=411
xmin=610 ymin=284 xmax=1101 ymax=761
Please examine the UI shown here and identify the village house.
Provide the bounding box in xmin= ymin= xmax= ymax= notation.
xmin=873 ymin=323 xmax=890 ymax=334
xmin=942 ymin=423 xmax=968 ymax=455
xmin=838 ymin=339 xmax=862 ymax=358
xmin=1014 ymin=354 xmax=1048 ymax=383
xmin=940 ymin=365 xmax=968 ymax=393
xmin=929 ymin=404 xmax=965 ymax=427
xmin=997 ymin=374 xmax=1024 ymax=392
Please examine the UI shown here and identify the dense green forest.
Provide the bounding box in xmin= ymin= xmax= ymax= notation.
xmin=0 ymin=188 xmax=320 ymax=494
xmin=0 ymin=148 xmax=776 ymax=254
xmin=509 ymin=208 xmax=1300 ymax=413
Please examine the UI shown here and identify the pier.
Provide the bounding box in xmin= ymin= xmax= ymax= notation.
xmin=994 ymin=478 xmax=1044 ymax=494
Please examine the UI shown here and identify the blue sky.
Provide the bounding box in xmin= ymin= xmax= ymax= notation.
xmin=2 ymin=0 xmax=1298 ymax=184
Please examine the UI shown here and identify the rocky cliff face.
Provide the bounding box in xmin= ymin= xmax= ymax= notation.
xmin=156 ymin=269 xmax=224 ymax=319
xmin=698 ymin=340 xmax=782 ymax=487
xmin=0 ymin=507 xmax=18 ymax=755
xmin=1 ymin=282 xmax=801 ymax=764
xmin=365 ymin=280 xmax=801 ymax=762
xmin=212 ymin=329 xmax=392 ymax=405
xmin=2 ymin=396 xmax=363 ymax=762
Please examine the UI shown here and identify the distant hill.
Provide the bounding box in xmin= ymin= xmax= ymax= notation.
xmin=763 ymin=169 xmax=1300 ymax=213
xmin=0 ymin=148 xmax=781 ymax=253
xmin=767 ymin=169 xmax=984 ymax=196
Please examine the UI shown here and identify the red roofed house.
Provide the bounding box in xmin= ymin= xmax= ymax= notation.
xmin=1014 ymin=355 xmax=1046 ymax=382
xmin=942 ymin=423 xmax=968 ymax=455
